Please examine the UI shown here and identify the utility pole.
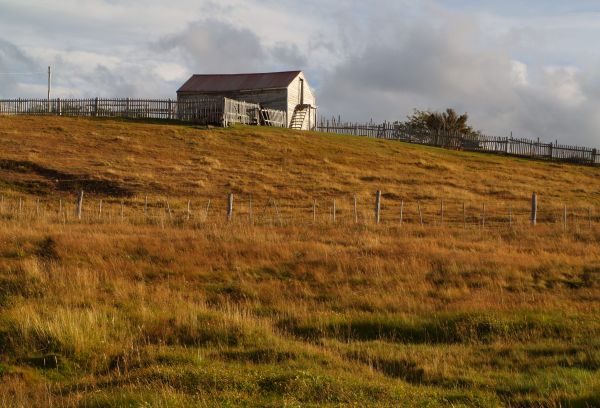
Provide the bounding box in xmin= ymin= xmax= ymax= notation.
xmin=48 ymin=66 xmax=51 ymax=99
xmin=47 ymin=66 xmax=51 ymax=113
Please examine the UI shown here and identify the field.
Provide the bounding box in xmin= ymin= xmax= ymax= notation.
xmin=1 ymin=116 xmax=600 ymax=407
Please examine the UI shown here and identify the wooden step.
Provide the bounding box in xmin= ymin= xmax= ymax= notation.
xmin=289 ymin=106 xmax=308 ymax=130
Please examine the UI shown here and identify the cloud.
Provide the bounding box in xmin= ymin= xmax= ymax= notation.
xmin=318 ymin=18 xmax=516 ymax=122
xmin=0 ymin=38 xmax=40 ymax=97
xmin=541 ymin=66 xmax=585 ymax=106
xmin=317 ymin=10 xmax=600 ymax=146
xmin=156 ymin=19 xmax=311 ymax=75
xmin=270 ymin=43 xmax=307 ymax=69
xmin=157 ymin=20 xmax=267 ymax=73
xmin=510 ymin=60 xmax=528 ymax=86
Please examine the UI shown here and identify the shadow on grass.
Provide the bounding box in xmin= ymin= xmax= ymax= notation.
xmin=0 ymin=159 xmax=132 ymax=197
xmin=279 ymin=312 xmax=584 ymax=344
xmin=218 ymin=348 xmax=296 ymax=364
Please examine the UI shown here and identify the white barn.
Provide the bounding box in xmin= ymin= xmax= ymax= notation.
xmin=177 ymin=71 xmax=317 ymax=130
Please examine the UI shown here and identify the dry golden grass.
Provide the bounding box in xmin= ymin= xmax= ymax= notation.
xmin=1 ymin=115 xmax=599 ymax=206
xmin=0 ymin=116 xmax=600 ymax=407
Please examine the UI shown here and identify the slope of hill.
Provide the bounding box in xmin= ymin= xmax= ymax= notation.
xmin=1 ymin=117 xmax=600 ymax=407
xmin=1 ymin=116 xmax=599 ymax=204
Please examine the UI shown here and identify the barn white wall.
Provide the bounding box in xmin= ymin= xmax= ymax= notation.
xmin=287 ymin=72 xmax=317 ymax=130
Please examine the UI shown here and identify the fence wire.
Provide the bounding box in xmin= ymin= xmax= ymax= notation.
xmin=1 ymin=194 xmax=597 ymax=231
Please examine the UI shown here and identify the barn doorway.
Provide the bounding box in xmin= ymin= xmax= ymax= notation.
xmin=299 ymin=78 xmax=304 ymax=105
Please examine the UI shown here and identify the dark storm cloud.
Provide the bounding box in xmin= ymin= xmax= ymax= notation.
xmin=270 ymin=43 xmax=307 ymax=69
xmin=156 ymin=19 xmax=312 ymax=74
xmin=157 ymin=20 xmax=268 ymax=73
xmin=317 ymin=13 xmax=600 ymax=145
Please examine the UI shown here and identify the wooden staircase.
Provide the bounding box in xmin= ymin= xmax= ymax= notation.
xmin=289 ymin=104 xmax=310 ymax=130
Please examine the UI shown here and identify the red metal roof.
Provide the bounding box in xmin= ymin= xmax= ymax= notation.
xmin=177 ymin=71 xmax=301 ymax=93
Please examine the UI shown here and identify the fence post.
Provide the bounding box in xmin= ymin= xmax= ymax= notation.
xmin=332 ymin=199 xmax=336 ymax=223
xmin=94 ymin=97 xmax=99 ymax=117
xmin=205 ymin=199 xmax=211 ymax=222
xmin=168 ymin=99 xmax=173 ymax=120
xmin=227 ymin=193 xmax=234 ymax=221
xmin=57 ymin=98 xmax=62 ymax=116
xmin=76 ymin=190 xmax=84 ymax=220
xmin=375 ymin=191 xmax=381 ymax=224
xmin=531 ymin=193 xmax=537 ymax=226
xmin=273 ymin=199 xmax=283 ymax=226
xmin=592 ymin=149 xmax=597 ymax=165
xmin=482 ymin=203 xmax=486 ymax=228
xmin=400 ymin=200 xmax=404 ymax=226
xmin=166 ymin=201 xmax=173 ymax=221
xmin=249 ymin=196 xmax=253 ymax=225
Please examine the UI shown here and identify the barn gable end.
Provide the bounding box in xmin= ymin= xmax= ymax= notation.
xmin=286 ymin=72 xmax=317 ymax=131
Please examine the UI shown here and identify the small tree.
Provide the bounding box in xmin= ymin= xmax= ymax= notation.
xmin=403 ymin=109 xmax=430 ymax=135
xmin=402 ymin=108 xmax=482 ymax=147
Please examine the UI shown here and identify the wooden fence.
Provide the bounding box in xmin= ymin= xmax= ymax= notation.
xmin=0 ymin=97 xmax=287 ymax=127
xmin=317 ymin=119 xmax=600 ymax=166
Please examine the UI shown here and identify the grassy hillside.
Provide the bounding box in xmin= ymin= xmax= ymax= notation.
xmin=1 ymin=116 xmax=600 ymax=407
xmin=1 ymin=116 xmax=599 ymax=204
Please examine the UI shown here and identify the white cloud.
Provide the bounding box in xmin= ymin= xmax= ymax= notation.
xmin=153 ymin=63 xmax=189 ymax=82
xmin=542 ymin=66 xmax=586 ymax=106
xmin=510 ymin=60 xmax=529 ymax=86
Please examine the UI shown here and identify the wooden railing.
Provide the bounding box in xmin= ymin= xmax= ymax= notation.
xmin=317 ymin=119 xmax=600 ymax=166
xmin=0 ymin=97 xmax=287 ymax=127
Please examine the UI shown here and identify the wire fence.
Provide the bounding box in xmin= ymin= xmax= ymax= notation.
xmin=0 ymin=192 xmax=597 ymax=231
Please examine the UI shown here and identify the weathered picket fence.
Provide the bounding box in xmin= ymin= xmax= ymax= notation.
xmin=0 ymin=97 xmax=287 ymax=127
xmin=317 ymin=119 xmax=600 ymax=166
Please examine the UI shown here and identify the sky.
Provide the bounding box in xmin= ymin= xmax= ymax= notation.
xmin=1 ymin=0 xmax=600 ymax=146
